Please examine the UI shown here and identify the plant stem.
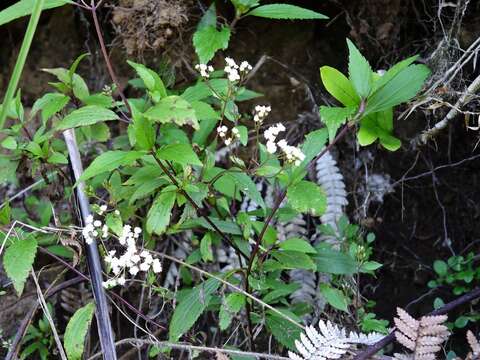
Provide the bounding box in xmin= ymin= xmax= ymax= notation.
xmin=0 ymin=0 xmax=45 ymax=130
xmin=90 ymin=4 xmax=131 ymax=116
xmin=150 ymin=151 xmax=247 ymax=259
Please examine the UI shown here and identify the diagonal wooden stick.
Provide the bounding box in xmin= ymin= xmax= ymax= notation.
xmin=63 ymin=128 xmax=117 ymax=360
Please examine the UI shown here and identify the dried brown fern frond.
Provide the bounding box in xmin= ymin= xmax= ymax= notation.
xmin=394 ymin=308 xmax=449 ymax=360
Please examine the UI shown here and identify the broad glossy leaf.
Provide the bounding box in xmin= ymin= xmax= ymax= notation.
xmin=320 ymin=66 xmax=359 ymax=106
xmin=319 ymin=284 xmax=349 ymax=312
xmin=30 ymin=93 xmax=70 ymax=123
xmin=314 ymin=246 xmax=357 ymax=275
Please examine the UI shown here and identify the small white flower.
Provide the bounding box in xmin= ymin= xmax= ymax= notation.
xmin=94 ymin=220 xmax=102 ymax=227
xmin=117 ymin=277 xmax=126 ymax=286
xmin=86 ymin=215 xmax=94 ymax=224
xmin=134 ymin=227 xmax=142 ymax=234
xmin=224 ymin=138 xmax=232 ymax=146
xmin=239 ymin=61 xmax=252 ymax=72
xmin=152 ymin=258 xmax=162 ymax=273
xmin=129 ymin=266 xmax=139 ymax=276
xmin=99 ymin=204 xmax=107 ymax=215
xmin=139 ymin=262 xmax=150 ymax=272
xmin=195 ymin=63 xmax=214 ymax=78
xmin=85 ymin=237 xmax=93 ymax=245
xmin=114 ymin=210 xmax=120 ymax=215
xmin=266 ymin=141 xmax=277 ymax=154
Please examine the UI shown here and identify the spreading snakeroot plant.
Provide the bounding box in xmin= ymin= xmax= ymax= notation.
xmin=0 ymin=7 xmax=440 ymax=355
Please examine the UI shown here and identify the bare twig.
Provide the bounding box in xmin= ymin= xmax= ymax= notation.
xmin=419 ymin=72 xmax=480 ymax=143
xmin=87 ymin=338 xmax=291 ymax=360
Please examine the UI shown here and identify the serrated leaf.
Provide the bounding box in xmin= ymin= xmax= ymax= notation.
xmin=144 ymin=95 xmax=199 ymax=129
xmin=30 ymin=93 xmax=70 ymax=123
xmin=157 ymin=143 xmax=202 ymax=166
xmin=197 ymin=3 xmax=217 ymax=29
xmin=219 ymin=293 xmax=245 ymax=330
xmin=279 ymin=237 xmax=316 ymax=254
xmin=319 ymin=284 xmax=349 ymax=312
xmin=319 ymin=105 xmax=356 ymax=143
xmin=80 ymin=150 xmax=145 ymax=181
xmin=146 ymin=190 xmax=176 ymax=235
xmin=226 ymin=171 xmax=266 ymax=210
xmin=200 ymin=233 xmax=213 ymax=262
xmin=0 ymin=0 xmax=71 ymax=26
xmin=193 ymin=25 xmax=231 ymax=63
xmin=371 ymin=55 xmax=419 ymax=93
xmin=347 ymin=38 xmax=373 ymax=98
xmin=3 ymin=235 xmax=37 ymax=296
xmin=130 ymin=104 xmax=155 ymax=150
xmin=314 ymin=246 xmax=357 ymax=275
xmin=248 ymin=4 xmax=328 ymax=20
xmin=127 ymin=60 xmax=167 ymax=100
xmin=191 ymin=101 xmax=220 ymax=121
xmin=320 ymin=66 xmax=360 ymax=106
xmin=272 ymin=250 xmax=316 ymax=270
xmin=365 ymin=64 xmax=430 ymax=114
xmin=265 ymin=312 xmax=302 ymax=350
xmin=181 ymin=79 xmax=229 ymax=102
xmin=64 ymin=302 xmax=95 ymax=360
xmin=56 ymin=105 xmax=118 ymax=130
xmin=287 ymin=180 xmax=326 ymax=216
xmin=168 ymin=278 xmax=220 ymax=341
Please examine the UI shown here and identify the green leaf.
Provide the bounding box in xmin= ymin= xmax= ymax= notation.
xmin=319 ymin=284 xmax=349 ymax=312
xmin=80 ymin=150 xmax=145 ymax=181
xmin=146 ymin=190 xmax=176 ymax=235
xmin=197 ymin=3 xmax=217 ymax=29
xmin=56 ymin=105 xmax=118 ymax=130
xmin=265 ymin=312 xmax=302 ymax=350
xmin=371 ymin=56 xmax=419 ymax=93
xmin=144 ymin=95 xmax=199 ymax=130
xmin=1 ymin=136 xmax=17 ymax=150
xmin=30 ymin=93 xmax=70 ymax=123
xmin=64 ymin=302 xmax=95 ymax=360
xmin=357 ymin=109 xmax=401 ymax=151
xmin=200 ymin=233 xmax=214 ymax=262
xmin=433 ymin=260 xmax=448 ymax=276
xmin=181 ymin=78 xmax=229 ymax=102
xmin=314 ymin=246 xmax=357 ymax=275
xmin=248 ymin=4 xmax=328 ymax=20
xmin=226 ymin=171 xmax=266 ymax=210
xmin=287 ymin=180 xmax=326 ymax=216
xmin=82 ymin=93 xmax=114 ymax=107
xmin=272 ymin=250 xmax=316 ymax=270
xmin=3 ymin=235 xmax=37 ymax=296
xmin=346 ymin=38 xmax=373 ymax=98
xmin=47 ymin=151 xmax=68 ymax=164
xmin=319 ymin=106 xmax=356 ymax=143
xmin=169 ymin=278 xmax=220 ymax=341
xmin=0 ymin=202 xmax=11 ymax=225
xmin=365 ymin=64 xmax=430 ymax=114
xmin=191 ymin=101 xmax=220 ymax=121
xmin=157 ymin=143 xmax=202 ymax=166
xmin=127 ymin=60 xmax=167 ymax=100
xmin=0 ymin=0 xmax=70 ymax=26
xmin=193 ymin=25 xmax=231 ymax=64
xmin=219 ymin=293 xmax=245 ymax=330
xmin=320 ymin=66 xmax=360 ymax=106
xmin=279 ymin=237 xmax=316 ymax=254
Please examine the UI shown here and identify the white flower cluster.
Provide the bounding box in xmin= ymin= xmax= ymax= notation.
xmin=82 ymin=214 xmax=108 ymax=245
xmin=195 ymin=63 xmax=214 ymax=78
xmin=264 ymin=123 xmax=305 ymax=166
xmin=253 ymin=105 xmax=271 ymax=124
xmin=217 ymin=125 xmax=241 ymax=146
xmin=103 ymin=224 xmax=162 ymax=288
xmin=80 ymin=208 xmax=162 ymax=289
xmin=224 ymin=57 xmax=252 ymax=82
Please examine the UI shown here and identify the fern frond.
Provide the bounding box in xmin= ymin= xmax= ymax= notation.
xmin=394 ymin=308 xmax=449 ymax=360
xmin=288 ymin=320 xmax=384 ymax=360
